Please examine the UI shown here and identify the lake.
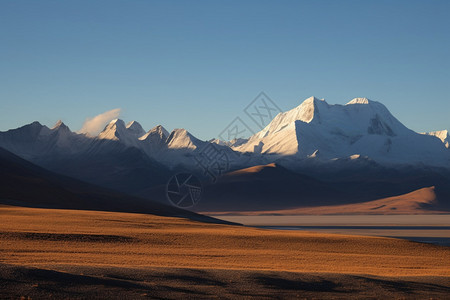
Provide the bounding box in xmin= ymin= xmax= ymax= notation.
xmin=213 ymin=215 xmax=450 ymax=246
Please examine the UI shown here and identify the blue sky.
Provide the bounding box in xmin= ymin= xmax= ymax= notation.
xmin=1 ymin=0 xmax=449 ymax=139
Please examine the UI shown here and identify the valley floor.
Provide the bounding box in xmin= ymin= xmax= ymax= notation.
xmin=0 ymin=205 xmax=449 ymax=299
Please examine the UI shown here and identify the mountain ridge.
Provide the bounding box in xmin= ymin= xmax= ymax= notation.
xmin=0 ymin=146 xmax=235 ymax=224
xmin=2 ymin=97 xmax=447 ymax=169
xmin=1 ymin=96 xmax=449 ymax=209
xmin=234 ymin=97 xmax=449 ymax=168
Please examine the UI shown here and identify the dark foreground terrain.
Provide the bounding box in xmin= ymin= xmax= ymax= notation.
xmin=2 ymin=264 xmax=450 ymax=299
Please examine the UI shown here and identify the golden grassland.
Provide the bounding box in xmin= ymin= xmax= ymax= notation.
xmin=1 ymin=205 xmax=449 ymax=276
xmin=1 ymin=204 xmax=449 ymax=298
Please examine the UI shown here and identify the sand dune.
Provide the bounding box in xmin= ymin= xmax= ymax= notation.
xmin=204 ymin=186 xmax=450 ymax=216
xmin=197 ymin=163 xmax=450 ymax=213
xmin=1 ymin=205 xmax=449 ymax=298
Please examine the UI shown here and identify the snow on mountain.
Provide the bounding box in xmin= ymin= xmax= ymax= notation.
xmin=0 ymin=120 xmax=88 ymax=159
xmin=138 ymin=125 xmax=170 ymax=155
xmin=140 ymin=125 xmax=169 ymax=142
xmin=126 ymin=121 xmax=146 ymax=137
xmin=234 ymin=97 xmax=450 ymax=167
xmin=96 ymin=120 xmax=209 ymax=156
xmin=98 ymin=119 xmax=145 ymax=147
xmin=424 ymin=130 xmax=449 ymax=148
xmin=48 ymin=120 xmax=76 ymax=149
xmin=210 ymin=138 xmax=248 ymax=147
xmin=166 ymin=128 xmax=204 ymax=150
xmin=98 ymin=119 xmax=127 ymax=140
xmin=51 ymin=120 xmax=69 ymax=131
xmin=210 ymin=138 xmax=227 ymax=146
xmin=0 ymin=96 xmax=449 ymax=177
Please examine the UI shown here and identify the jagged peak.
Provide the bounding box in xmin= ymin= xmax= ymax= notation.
xmin=97 ymin=119 xmax=126 ymax=140
xmin=294 ymin=96 xmax=328 ymax=109
xmin=105 ymin=119 xmax=126 ymax=129
xmin=166 ymin=128 xmax=203 ymax=149
xmin=424 ymin=130 xmax=450 ymax=148
xmin=346 ymin=97 xmax=385 ymax=106
xmin=125 ymin=121 xmax=146 ymax=137
xmin=16 ymin=121 xmax=44 ymax=131
xmin=7 ymin=121 xmax=49 ymax=137
xmin=149 ymin=125 xmax=169 ymax=135
xmin=209 ymin=138 xmax=224 ymax=144
xmin=347 ymin=97 xmax=370 ymax=105
xmin=168 ymin=128 xmax=190 ymax=138
xmin=139 ymin=125 xmax=169 ymax=141
xmin=288 ymin=96 xmax=329 ymax=123
xmin=109 ymin=118 xmax=124 ymax=125
xmin=52 ymin=120 xmax=63 ymax=128
xmin=126 ymin=120 xmax=143 ymax=130
xmin=250 ymin=97 xmax=328 ymax=139
xmin=29 ymin=121 xmax=43 ymax=127
xmin=51 ymin=120 xmax=70 ymax=131
xmin=427 ymin=129 xmax=449 ymax=136
xmin=304 ymin=96 xmax=325 ymax=103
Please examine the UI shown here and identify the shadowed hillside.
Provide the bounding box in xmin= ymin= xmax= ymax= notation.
xmin=0 ymin=147 xmax=235 ymax=225
xmin=195 ymin=163 xmax=450 ymax=212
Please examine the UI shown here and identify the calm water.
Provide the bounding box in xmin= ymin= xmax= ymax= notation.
xmin=214 ymin=215 xmax=450 ymax=247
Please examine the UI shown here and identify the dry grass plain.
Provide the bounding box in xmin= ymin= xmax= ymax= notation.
xmin=1 ymin=204 xmax=449 ymax=299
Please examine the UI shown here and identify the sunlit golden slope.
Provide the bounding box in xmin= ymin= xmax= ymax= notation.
xmin=204 ymin=186 xmax=450 ymax=216
xmin=1 ymin=204 xmax=449 ymax=277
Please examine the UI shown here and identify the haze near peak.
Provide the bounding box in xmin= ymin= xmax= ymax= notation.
xmin=78 ymin=108 xmax=122 ymax=137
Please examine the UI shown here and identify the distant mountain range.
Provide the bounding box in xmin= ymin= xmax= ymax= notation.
xmin=0 ymin=147 xmax=234 ymax=224
xmin=1 ymin=97 xmax=449 ymax=212
xmin=237 ymin=97 xmax=449 ymax=166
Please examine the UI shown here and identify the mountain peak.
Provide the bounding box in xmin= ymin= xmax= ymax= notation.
xmin=52 ymin=120 xmax=63 ymax=128
xmin=296 ymin=96 xmax=327 ymax=110
xmin=346 ymin=97 xmax=371 ymax=105
xmin=168 ymin=128 xmax=190 ymax=138
xmin=304 ymin=96 xmax=325 ymax=103
xmin=126 ymin=120 xmax=142 ymax=129
xmin=51 ymin=120 xmax=70 ymax=131
xmin=98 ymin=119 xmax=126 ymax=141
xmin=424 ymin=130 xmax=450 ymax=148
xmin=166 ymin=128 xmax=202 ymax=150
xmin=108 ymin=119 xmax=125 ymax=127
xmin=139 ymin=125 xmax=169 ymax=142
xmin=125 ymin=121 xmax=146 ymax=137
xmin=236 ymin=96 xmax=422 ymax=159
xmin=151 ymin=125 xmax=169 ymax=137
xmin=29 ymin=121 xmax=43 ymax=127
xmin=291 ymin=96 xmax=329 ymax=124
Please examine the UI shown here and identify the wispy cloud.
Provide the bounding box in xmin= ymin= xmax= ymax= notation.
xmin=78 ymin=108 xmax=121 ymax=136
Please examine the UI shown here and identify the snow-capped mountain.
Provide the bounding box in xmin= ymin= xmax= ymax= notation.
xmin=166 ymin=128 xmax=204 ymax=150
xmin=98 ymin=119 xmax=131 ymax=142
xmin=424 ymin=130 xmax=449 ymax=148
xmin=126 ymin=121 xmax=146 ymax=137
xmin=210 ymin=138 xmax=248 ymax=147
xmin=234 ymin=97 xmax=450 ymax=167
xmin=96 ymin=119 xmax=209 ymax=155
xmin=138 ymin=125 xmax=170 ymax=155
xmin=0 ymin=120 xmax=90 ymax=160
xmin=0 ymin=96 xmax=449 ymax=200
